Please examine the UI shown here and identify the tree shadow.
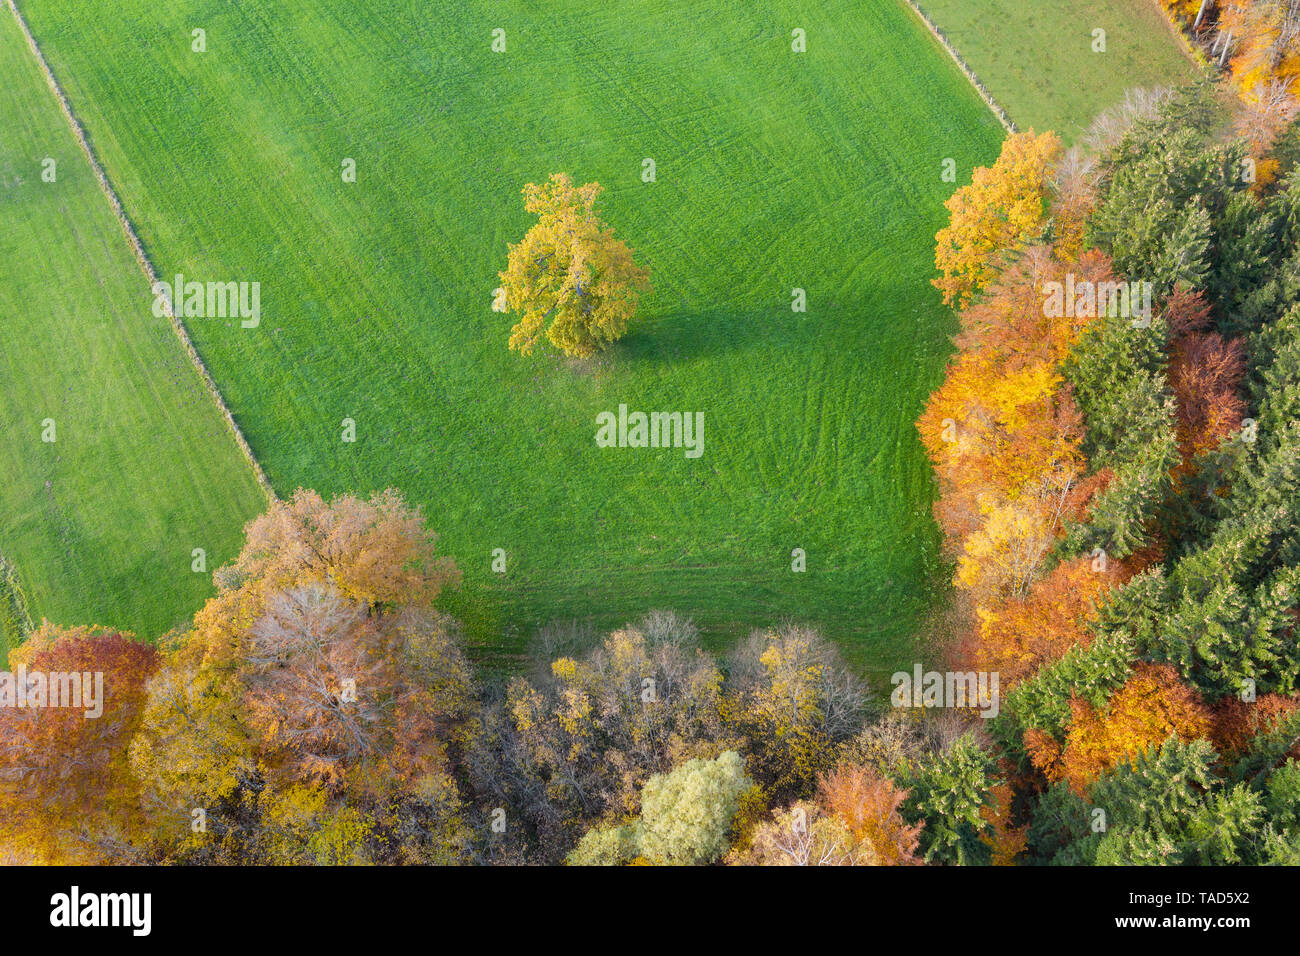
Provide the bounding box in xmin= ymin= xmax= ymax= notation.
xmin=615 ymin=306 xmax=817 ymax=367
xmin=611 ymin=274 xmax=937 ymax=368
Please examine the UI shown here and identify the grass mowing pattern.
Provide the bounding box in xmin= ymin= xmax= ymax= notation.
xmin=919 ymin=0 xmax=1202 ymax=140
xmin=0 ymin=9 xmax=266 ymax=656
xmin=18 ymin=0 xmax=1004 ymax=676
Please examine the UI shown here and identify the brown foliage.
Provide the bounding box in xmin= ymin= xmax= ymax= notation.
xmin=1211 ymin=693 xmax=1300 ymax=761
xmin=1165 ymin=291 xmax=1247 ymax=464
xmin=242 ymin=584 xmax=473 ymax=792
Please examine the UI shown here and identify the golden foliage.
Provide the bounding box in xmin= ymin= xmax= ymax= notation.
xmin=933 ymin=131 xmax=1061 ymax=308
xmin=500 ymin=173 xmax=651 ymax=357
xmin=980 ymin=780 xmax=1027 ymax=866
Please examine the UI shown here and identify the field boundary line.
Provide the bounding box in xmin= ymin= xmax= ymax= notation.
xmin=0 ymin=553 xmax=35 ymax=646
xmin=900 ymin=0 xmax=1017 ymax=133
xmin=6 ymin=0 xmax=276 ymax=503
xmin=1146 ymin=0 xmax=1215 ymax=72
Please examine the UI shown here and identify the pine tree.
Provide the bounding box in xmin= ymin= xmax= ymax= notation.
xmin=901 ymin=736 xmax=994 ymax=865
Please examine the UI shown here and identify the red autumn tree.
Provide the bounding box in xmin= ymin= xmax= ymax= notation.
xmin=0 ymin=625 xmax=158 ymax=862
xmin=1165 ymin=290 xmax=1247 ymax=465
xmin=1211 ymin=693 xmax=1300 ymax=762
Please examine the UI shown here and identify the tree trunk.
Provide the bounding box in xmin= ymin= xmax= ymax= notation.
xmin=1193 ymin=0 xmax=1210 ymax=31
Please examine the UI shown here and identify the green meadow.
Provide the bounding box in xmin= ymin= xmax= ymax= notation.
xmin=918 ymin=0 xmax=1202 ymax=140
xmin=13 ymin=0 xmax=1007 ymax=675
xmin=0 ymin=9 xmax=265 ymax=659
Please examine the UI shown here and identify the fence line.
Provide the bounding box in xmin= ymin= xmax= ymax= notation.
xmin=901 ymin=0 xmax=1018 ymax=133
xmin=0 ymin=554 xmax=34 ymax=645
xmin=7 ymin=0 xmax=276 ymax=502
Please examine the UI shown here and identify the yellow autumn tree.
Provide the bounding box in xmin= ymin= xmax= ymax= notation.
xmin=500 ymin=173 xmax=652 ymax=358
xmin=954 ymin=458 xmax=1082 ymax=603
xmin=1222 ymin=0 xmax=1300 ymax=99
xmin=933 ymin=130 xmax=1061 ymax=308
xmin=956 ymin=496 xmax=1054 ymax=602
xmin=1159 ymin=0 xmax=1203 ymax=24
xmin=722 ymin=626 xmax=867 ymax=803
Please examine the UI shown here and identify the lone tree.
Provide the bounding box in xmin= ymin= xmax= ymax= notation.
xmin=500 ymin=173 xmax=651 ymax=357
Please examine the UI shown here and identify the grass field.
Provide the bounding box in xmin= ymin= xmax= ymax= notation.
xmin=918 ymin=0 xmax=1202 ymax=140
xmin=0 ymin=9 xmax=266 ymax=659
xmin=13 ymin=0 xmax=1004 ymax=676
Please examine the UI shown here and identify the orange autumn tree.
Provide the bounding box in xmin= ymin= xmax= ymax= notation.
xmin=980 ymin=779 xmax=1028 ymax=866
xmin=189 ymin=487 xmax=461 ymax=670
xmin=933 ymin=131 xmax=1061 ymax=308
xmin=1221 ymin=0 xmax=1300 ymax=98
xmin=951 ymin=247 xmax=1114 ymax=367
xmin=919 ymin=248 xmax=1116 ymax=602
xmin=816 ymin=763 xmax=923 ymax=865
xmin=1030 ymin=663 xmax=1212 ymax=794
xmin=921 ymin=355 xmax=1083 ymax=544
xmin=972 ymin=556 xmax=1125 ymax=686
xmin=239 ymin=585 xmax=473 ymax=791
xmin=131 ymin=488 xmax=474 ymax=864
xmin=1233 ymin=79 xmax=1299 ymax=188
xmin=919 ymin=249 xmax=1113 ymax=513
xmin=1192 ymin=2 xmax=1300 ymax=187
xmin=0 ymin=626 xmax=159 ymax=863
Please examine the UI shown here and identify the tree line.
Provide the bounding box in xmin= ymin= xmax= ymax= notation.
xmin=920 ymin=79 xmax=1300 ymax=864
xmin=0 ymin=489 xmax=993 ymax=865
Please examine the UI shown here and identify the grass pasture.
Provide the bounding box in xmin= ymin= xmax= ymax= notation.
xmin=917 ymin=0 xmax=1202 ymax=140
xmin=13 ymin=0 xmax=1006 ymax=676
xmin=0 ymin=8 xmax=266 ymax=658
